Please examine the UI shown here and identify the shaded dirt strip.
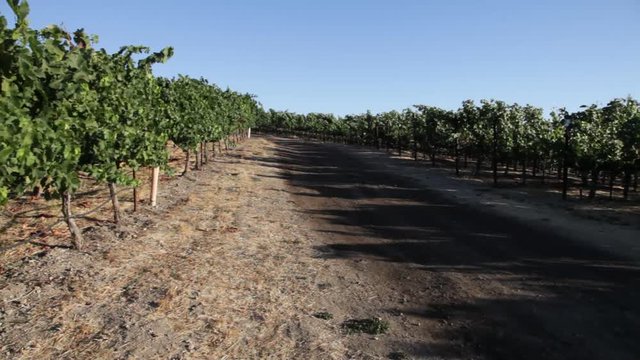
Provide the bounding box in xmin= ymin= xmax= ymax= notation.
xmin=267 ymin=136 xmax=640 ymax=360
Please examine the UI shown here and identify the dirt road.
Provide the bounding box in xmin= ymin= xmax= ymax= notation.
xmin=1 ymin=136 xmax=639 ymax=359
xmin=266 ymin=136 xmax=640 ymax=359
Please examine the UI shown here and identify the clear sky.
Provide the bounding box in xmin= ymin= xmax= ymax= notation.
xmin=1 ymin=0 xmax=639 ymax=116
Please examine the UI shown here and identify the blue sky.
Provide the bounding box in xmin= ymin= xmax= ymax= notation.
xmin=1 ymin=0 xmax=639 ymax=115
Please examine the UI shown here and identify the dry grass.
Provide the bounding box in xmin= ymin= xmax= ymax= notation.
xmin=0 ymin=138 xmax=347 ymax=359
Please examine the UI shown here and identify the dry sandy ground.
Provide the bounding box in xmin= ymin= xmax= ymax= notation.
xmin=262 ymin=136 xmax=640 ymax=360
xmin=1 ymin=136 xmax=639 ymax=360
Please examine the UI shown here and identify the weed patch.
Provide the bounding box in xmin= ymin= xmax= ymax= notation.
xmin=341 ymin=317 xmax=389 ymax=335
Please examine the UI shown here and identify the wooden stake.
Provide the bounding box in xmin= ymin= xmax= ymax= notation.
xmin=150 ymin=167 xmax=159 ymax=207
xmin=133 ymin=169 xmax=138 ymax=212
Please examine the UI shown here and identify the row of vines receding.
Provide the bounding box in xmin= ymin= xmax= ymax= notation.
xmin=256 ymin=98 xmax=640 ymax=202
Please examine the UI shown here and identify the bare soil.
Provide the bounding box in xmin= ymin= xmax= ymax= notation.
xmin=1 ymin=136 xmax=640 ymax=359
xmin=265 ymin=136 xmax=640 ymax=359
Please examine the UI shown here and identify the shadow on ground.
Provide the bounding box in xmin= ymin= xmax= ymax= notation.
xmin=236 ymin=137 xmax=640 ymax=360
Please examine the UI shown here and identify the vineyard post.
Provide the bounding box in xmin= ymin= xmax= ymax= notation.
xmin=454 ymin=139 xmax=460 ymax=176
xmin=133 ymin=170 xmax=138 ymax=212
xmin=492 ymin=116 xmax=499 ymax=186
xmin=562 ymin=117 xmax=572 ymax=200
xmin=412 ymin=115 xmax=418 ymax=161
xmin=150 ymin=167 xmax=159 ymax=207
